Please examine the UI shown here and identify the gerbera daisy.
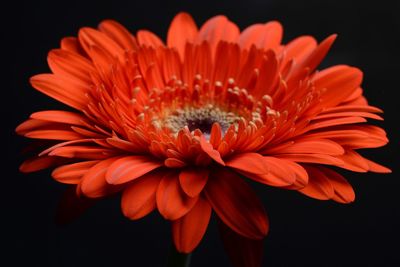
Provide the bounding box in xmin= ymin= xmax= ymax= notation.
xmin=16 ymin=12 xmax=390 ymax=266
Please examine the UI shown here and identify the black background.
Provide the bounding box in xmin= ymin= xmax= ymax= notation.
xmin=2 ymin=0 xmax=399 ymax=266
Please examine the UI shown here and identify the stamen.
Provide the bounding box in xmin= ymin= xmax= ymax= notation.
xmin=164 ymin=105 xmax=239 ymax=135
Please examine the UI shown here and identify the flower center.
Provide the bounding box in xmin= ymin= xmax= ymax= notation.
xmin=163 ymin=105 xmax=239 ymax=136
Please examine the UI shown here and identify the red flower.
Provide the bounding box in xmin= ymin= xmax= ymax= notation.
xmin=17 ymin=12 xmax=390 ymax=266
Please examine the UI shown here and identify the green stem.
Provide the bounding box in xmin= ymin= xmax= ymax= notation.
xmin=167 ymin=245 xmax=191 ymax=267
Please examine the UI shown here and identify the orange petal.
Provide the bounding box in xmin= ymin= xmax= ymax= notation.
xmin=336 ymin=149 xmax=369 ymax=172
xmin=299 ymin=165 xmax=335 ymax=200
xmin=271 ymin=138 xmax=344 ymax=155
xmin=239 ymin=156 xmax=303 ymax=188
xmin=226 ymin=152 xmax=268 ymax=175
xmin=196 ymin=15 xmax=239 ymax=55
xmin=167 ymin=12 xmax=198 ymax=59
xmin=280 ymin=160 xmax=309 ymax=189
xmin=165 ymin=158 xmax=187 ymax=168
xmin=156 ymin=172 xmax=198 ymax=220
xmin=48 ymin=49 xmax=94 ymax=85
xmin=313 ymin=65 xmax=363 ymax=108
xmin=98 ymin=20 xmax=138 ymax=50
xmin=179 ymin=168 xmax=209 ymax=197
xmin=49 ymin=145 xmax=116 ymax=159
xmin=205 ymin=168 xmax=269 ymax=240
xmin=80 ymin=157 xmax=123 ymax=198
xmin=78 ymin=27 xmax=124 ymax=58
xmin=238 ymin=21 xmax=283 ymax=51
xmin=52 ymin=160 xmax=99 ymax=184
xmin=364 ymin=158 xmax=392 ymax=173
xmin=291 ymin=34 xmax=337 ymax=80
xmin=209 ymin=123 xmax=222 ymax=148
xmin=319 ymin=167 xmax=355 ymax=203
xmin=283 ymin=36 xmax=317 ymax=64
xmin=30 ymin=74 xmax=88 ymax=110
xmin=218 ymin=218 xmax=264 ymax=267
xmin=137 ymin=30 xmax=164 ymax=47
xmin=16 ymin=119 xmax=53 ymax=135
xmin=121 ymin=171 xmax=162 ymax=220
xmin=106 ymin=137 xmax=141 ymax=152
xmin=172 ymin=198 xmax=211 ymax=253
xmin=106 ymin=156 xmax=162 ymax=185
xmin=306 ymin=116 xmax=367 ymax=131
xmin=19 ymin=156 xmax=64 ymax=173
xmin=275 ymin=153 xmax=344 ymax=166
xmin=199 ymin=135 xmax=225 ymax=165
xmin=30 ymin=110 xmax=88 ymax=127
xmin=24 ymin=129 xmax=83 ymax=141
xmin=60 ymin=37 xmax=86 ymax=56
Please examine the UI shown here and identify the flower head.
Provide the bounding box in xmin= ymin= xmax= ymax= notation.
xmin=17 ymin=12 xmax=390 ymax=264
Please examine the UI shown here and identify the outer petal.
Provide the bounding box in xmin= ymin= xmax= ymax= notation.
xmin=167 ymin=12 xmax=198 ymax=59
xmin=312 ymin=65 xmax=363 ymax=108
xmin=60 ymin=37 xmax=86 ymax=56
xmin=105 ymin=156 xmax=162 ymax=185
xmin=30 ymin=74 xmax=89 ymax=110
xmin=299 ymin=165 xmax=335 ymax=200
xmin=137 ymin=30 xmax=164 ymax=47
xmin=282 ymin=36 xmax=317 ymax=64
xmin=47 ymin=49 xmax=95 ymax=85
xmin=218 ymin=218 xmax=264 ymax=267
xmin=78 ymin=27 xmax=124 ymax=58
xmin=30 ymin=110 xmax=88 ymax=127
xmin=238 ymin=21 xmax=283 ymax=51
xmin=19 ymin=156 xmax=65 ymax=173
xmin=268 ymin=138 xmax=344 ymax=156
xmin=52 ymin=160 xmax=99 ymax=184
xmin=172 ymin=198 xmax=211 ymax=253
xmin=364 ymin=158 xmax=391 ymax=173
xmin=98 ymin=20 xmax=138 ymax=50
xmin=318 ymin=167 xmax=355 ymax=203
xmin=80 ymin=157 xmax=123 ymax=198
xmin=226 ymin=153 xmax=269 ymax=175
xmin=239 ymin=157 xmax=297 ymax=187
xmin=196 ymin=15 xmax=239 ymax=55
xmin=121 ymin=171 xmax=162 ymax=220
xmin=289 ymin=34 xmax=337 ymax=81
xmin=179 ymin=168 xmax=209 ymax=197
xmin=156 ymin=172 xmax=198 ymax=220
xmin=205 ymin=168 xmax=269 ymax=240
